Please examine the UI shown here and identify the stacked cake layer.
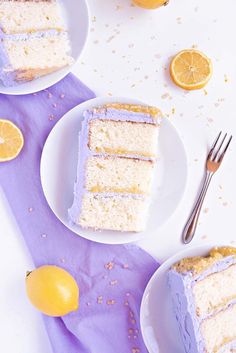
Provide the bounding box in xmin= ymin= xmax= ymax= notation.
xmin=69 ymin=103 xmax=162 ymax=232
xmin=0 ymin=0 xmax=73 ymax=86
xmin=168 ymin=247 xmax=236 ymax=353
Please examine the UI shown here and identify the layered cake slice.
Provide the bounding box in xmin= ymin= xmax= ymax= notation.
xmin=0 ymin=0 xmax=73 ymax=86
xmin=168 ymin=247 xmax=236 ymax=353
xmin=0 ymin=32 xmax=73 ymax=85
xmin=68 ymin=103 xmax=162 ymax=232
xmin=0 ymin=0 xmax=65 ymax=34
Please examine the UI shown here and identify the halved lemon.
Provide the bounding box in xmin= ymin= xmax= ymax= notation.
xmin=170 ymin=49 xmax=212 ymax=90
xmin=0 ymin=119 xmax=24 ymax=162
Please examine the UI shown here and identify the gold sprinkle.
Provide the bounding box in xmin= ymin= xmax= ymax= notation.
xmin=224 ymin=74 xmax=228 ymax=83
xmin=204 ymin=89 xmax=208 ymax=95
xmin=172 ymin=108 xmax=175 ymax=114
xmin=92 ymin=16 xmax=96 ymax=22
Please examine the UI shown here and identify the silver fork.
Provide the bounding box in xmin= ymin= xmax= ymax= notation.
xmin=182 ymin=132 xmax=233 ymax=244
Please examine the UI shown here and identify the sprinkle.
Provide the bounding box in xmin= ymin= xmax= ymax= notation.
xmin=131 ymin=319 xmax=136 ymax=324
xmin=129 ymin=310 xmax=134 ymax=318
xmin=41 ymin=234 xmax=47 ymax=238
xmin=126 ymin=292 xmax=130 ymax=297
xmin=172 ymin=108 xmax=175 ymax=114
xmin=105 ymin=262 xmax=114 ymax=270
xmin=107 ymin=299 xmax=116 ymax=305
xmin=52 ymin=103 xmax=57 ymax=108
xmin=123 ymin=263 xmax=129 ymax=269
xmin=48 ymin=93 xmax=52 ymax=99
xmin=128 ymin=329 xmax=133 ymax=334
xmin=86 ymin=302 xmax=91 ymax=306
xmin=60 ymin=258 xmax=65 ymax=263
xmin=224 ymin=74 xmax=228 ymax=83
xmin=203 ymin=89 xmax=208 ymax=95
xmin=28 ymin=207 xmax=34 ymax=213
xmin=33 ymin=93 xmax=37 ymax=96
xmin=92 ymin=16 xmax=96 ymax=22
xmin=110 ymin=280 xmax=118 ymax=286
xmin=124 ymin=300 xmax=129 ymax=306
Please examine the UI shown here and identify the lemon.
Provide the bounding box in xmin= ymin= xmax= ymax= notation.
xmin=0 ymin=119 xmax=24 ymax=162
xmin=133 ymin=0 xmax=169 ymax=9
xmin=26 ymin=265 xmax=79 ymax=317
xmin=170 ymin=49 xmax=212 ymax=90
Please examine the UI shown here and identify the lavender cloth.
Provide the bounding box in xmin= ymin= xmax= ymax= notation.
xmin=0 ymin=74 xmax=159 ymax=353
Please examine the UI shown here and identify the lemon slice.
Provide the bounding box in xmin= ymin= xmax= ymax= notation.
xmin=0 ymin=119 xmax=24 ymax=162
xmin=170 ymin=49 xmax=212 ymax=90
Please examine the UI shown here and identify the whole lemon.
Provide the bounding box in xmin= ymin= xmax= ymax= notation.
xmin=133 ymin=0 xmax=169 ymax=9
xmin=26 ymin=265 xmax=79 ymax=317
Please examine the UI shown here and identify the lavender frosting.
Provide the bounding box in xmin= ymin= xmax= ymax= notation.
xmin=168 ymin=255 xmax=236 ymax=353
xmin=68 ymin=106 xmax=159 ymax=227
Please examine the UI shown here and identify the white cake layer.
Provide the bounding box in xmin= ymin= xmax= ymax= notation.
xmin=3 ymin=33 xmax=73 ymax=71
xmin=193 ymin=264 xmax=236 ymax=317
xmin=88 ymin=120 xmax=159 ymax=158
xmin=201 ymin=303 xmax=236 ymax=353
xmin=0 ymin=0 xmax=65 ymax=34
xmin=78 ymin=194 xmax=148 ymax=232
xmin=85 ymin=156 xmax=154 ymax=194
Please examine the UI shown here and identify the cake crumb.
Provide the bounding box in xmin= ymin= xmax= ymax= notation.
xmin=97 ymin=296 xmax=103 ymax=304
xmin=107 ymin=299 xmax=116 ymax=305
xmin=105 ymin=262 xmax=114 ymax=270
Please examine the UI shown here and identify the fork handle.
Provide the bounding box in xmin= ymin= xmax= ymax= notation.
xmin=182 ymin=171 xmax=213 ymax=244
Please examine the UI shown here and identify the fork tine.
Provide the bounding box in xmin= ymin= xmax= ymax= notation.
xmin=207 ymin=131 xmax=222 ymax=159
xmin=213 ymin=133 xmax=227 ymax=161
xmin=218 ymin=135 xmax=233 ymax=162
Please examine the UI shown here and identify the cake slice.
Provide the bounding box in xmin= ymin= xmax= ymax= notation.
xmin=168 ymin=247 xmax=236 ymax=353
xmin=68 ymin=103 xmax=162 ymax=232
xmin=0 ymin=31 xmax=74 ymax=85
xmin=0 ymin=0 xmax=65 ymax=34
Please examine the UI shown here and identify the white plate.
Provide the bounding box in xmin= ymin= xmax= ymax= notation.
xmin=40 ymin=96 xmax=188 ymax=244
xmin=0 ymin=0 xmax=89 ymax=95
xmin=140 ymin=243 xmax=229 ymax=353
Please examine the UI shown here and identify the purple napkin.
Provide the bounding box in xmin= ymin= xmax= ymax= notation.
xmin=0 ymin=74 xmax=159 ymax=353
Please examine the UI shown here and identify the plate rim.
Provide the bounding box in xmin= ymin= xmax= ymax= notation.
xmin=140 ymin=241 xmax=232 ymax=353
xmin=40 ymin=95 xmax=188 ymax=245
xmin=0 ymin=0 xmax=90 ymax=95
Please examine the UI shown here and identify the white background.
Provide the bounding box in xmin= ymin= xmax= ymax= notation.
xmin=1 ymin=0 xmax=236 ymax=352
